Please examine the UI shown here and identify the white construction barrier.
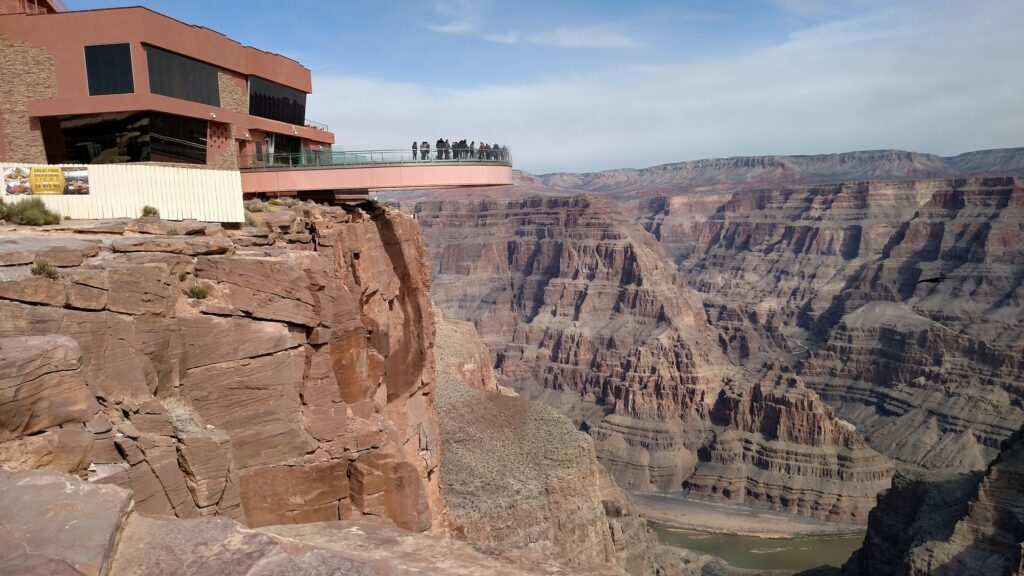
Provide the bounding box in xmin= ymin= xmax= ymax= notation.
xmin=2 ymin=163 xmax=244 ymax=223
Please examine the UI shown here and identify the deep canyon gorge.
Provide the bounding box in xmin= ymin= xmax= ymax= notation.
xmin=397 ymin=148 xmax=1024 ymax=573
xmin=1 ymin=147 xmax=1023 ymax=575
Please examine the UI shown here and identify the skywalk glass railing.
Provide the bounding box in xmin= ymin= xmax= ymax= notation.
xmin=240 ymin=147 xmax=512 ymax=169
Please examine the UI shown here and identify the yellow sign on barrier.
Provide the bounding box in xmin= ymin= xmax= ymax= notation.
xmin=28 ymin=167 xmax=65 ymax=195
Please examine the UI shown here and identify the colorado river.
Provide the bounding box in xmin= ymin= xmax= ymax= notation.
xmin=651 ymin=522 xmax=864 ymax=571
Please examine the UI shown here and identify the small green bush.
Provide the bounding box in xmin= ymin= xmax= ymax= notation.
xmin=186 ymin=284 xmax=209 ymax=299
xmin=0 ymin=198 xmax=61 ymax=226
xmin=31 ymin=259 xmax=60 ymax=280
xmin=141 ymin=205 xmax=160 ymax=218
xmin=244 ymin=213 xmax=258 ymax=227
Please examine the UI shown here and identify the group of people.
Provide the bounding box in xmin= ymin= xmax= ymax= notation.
xmin=412 ymin=139 xmax=508 ymax=161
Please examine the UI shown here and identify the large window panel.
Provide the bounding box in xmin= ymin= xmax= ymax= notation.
xmin=249 ymin=76 xmax=306 ymax=125
xmin=54 ymin=111 xmax=149 ymax=164
xmin=47 ymin=111 xmax=208 ymax=165
xmin=85 ymin=44 xmax=134 ymax=96
xmin=150 ymin=112 xmax=208 ymax=164
xmin=146 ymin=45 xmax=220 ymax=106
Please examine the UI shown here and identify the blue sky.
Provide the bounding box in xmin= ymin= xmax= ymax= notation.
xmin=73 ymin=0 xmax=1024 ymax=173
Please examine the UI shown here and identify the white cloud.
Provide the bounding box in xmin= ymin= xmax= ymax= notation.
xmin=526 ymin=24 xmax=640 ymax=48
xmin=423 ymin=2 xmax=639 ymax=49
xmin=426 ymin=20 xmax=476 ymax=34
xmin=309 ymin=1 xmax=1024 ymax=174
xmin=443 ymin=23 xmax=640 ymax=48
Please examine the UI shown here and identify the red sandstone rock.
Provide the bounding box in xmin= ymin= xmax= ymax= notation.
xmin=0 ymin=469 xmax=132 ymax=576
xmin=0 ymin=205 xmax=447 ymax=534
xmin=0 ymin=335 xmax=97 ymax=442
xmin=0 ymin=275 xmax=66 ymax=306
xmin=111 ymin=236 xmax=232 ymax=256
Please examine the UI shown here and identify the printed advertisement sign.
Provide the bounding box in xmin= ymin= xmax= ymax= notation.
xmin=3 ymin=166 xmax=90 ymax=195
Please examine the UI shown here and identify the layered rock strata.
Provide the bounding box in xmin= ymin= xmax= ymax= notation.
xmin=842 ymin=425 xmax=1024 ymax=576
xmin=684 ymin=365 xmax=894 ymax=523
xmin=0 ymin=204 xmax=444 ymax=532
xmin=434 ymin=313 xmax=662 ymax=574
xmin=411 ymin=196 xmax=733 ymax=493
xmin=409 ymin=196 xmax=893 ymax=523
xmin=650 ymin=176 xmax=1024 ymax=469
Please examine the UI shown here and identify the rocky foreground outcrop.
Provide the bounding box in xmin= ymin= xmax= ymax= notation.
xmin=0 ymin=204 xmax=444 ymax=531
xmin=0 ymin=468 xmax=630 ymax=576
xmin=407 ymin=196 xmax=892 ymax=523
xmin=841 ymin=425 xmax=1024 ymax=576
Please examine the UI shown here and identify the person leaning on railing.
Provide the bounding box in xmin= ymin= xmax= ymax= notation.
xmin=420 ymin=141 xmax=430 ymax=160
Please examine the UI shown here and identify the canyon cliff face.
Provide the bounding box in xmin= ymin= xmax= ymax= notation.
xmin=0 ymin=204 xmax=444 ymax=532
xmin=434 ymin=311 xmax=662 ymax=575
xmin=685 ymin=364 xmax=893 ymax=523
xmin=843 ymin=425 xmax=1024 ymax=576
xmin=412 ymin=196 xmax=731 ymax=493
xmin=407 ymin=195 xmax=892 ymax=523
xmin=662 ymin=176 xmax=1024 ymax=469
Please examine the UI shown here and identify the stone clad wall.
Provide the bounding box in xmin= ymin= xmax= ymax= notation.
xmin=0 ymin=33 xmax=55 ymax=163
xmin=209 ymin=70 xmax=249 ymax=170
xmin=217 ymin=69 xmax=249 ymax=115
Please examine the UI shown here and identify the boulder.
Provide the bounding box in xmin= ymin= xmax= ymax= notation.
xmin=0 ymin=469 xmax=133 ymax=576
xmin=0 ymin=335 xmax=97 ymax=442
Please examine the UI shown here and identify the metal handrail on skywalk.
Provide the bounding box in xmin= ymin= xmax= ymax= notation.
xmin=239 ymin=147 xmax=512 ymax=170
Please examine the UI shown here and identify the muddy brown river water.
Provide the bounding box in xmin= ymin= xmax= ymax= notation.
xmin=651 ymin=522 xmax=864 ymax=572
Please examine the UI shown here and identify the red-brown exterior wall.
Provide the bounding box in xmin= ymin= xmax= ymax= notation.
xmin=0 ymin=6 xmax=334 ymax=166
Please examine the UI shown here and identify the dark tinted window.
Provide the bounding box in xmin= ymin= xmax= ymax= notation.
xmin=273 ymin=134 xmax=302 ymax=156
xmin=54 ymin=111 xmax=150 ymax=163
xmin=150 ymin=112 xmax=208 ymax=164
xmin=249 ymin=76 xmax=306 ymax=125
xmin=47 ymin=111 xmax=207 ymax=165
xmin=85 ymin=44 xmax=134 ymax=96
xmin=146 ymin=45 xmax=220 ymax=106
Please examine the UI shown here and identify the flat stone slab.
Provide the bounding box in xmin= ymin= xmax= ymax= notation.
xmin=0 ymin=470 xmax=133 ymax=576
xmin=109 ymin=514 xmax=377 ymax=576
xmin=111 ymin=237 xmax=232 ymax=256
xmin=0 ymin=236 xmax=101 ymax=266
